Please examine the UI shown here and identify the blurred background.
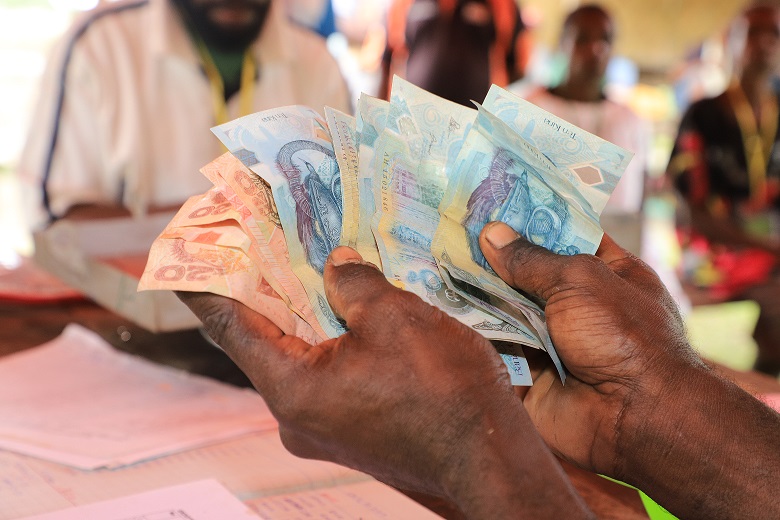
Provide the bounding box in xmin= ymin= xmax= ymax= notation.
xmin=0 ymin=0 xmax=767 ymax=370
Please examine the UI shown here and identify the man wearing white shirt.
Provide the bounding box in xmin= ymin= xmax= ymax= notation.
xmin=18 ymin=0 xmax=351 ymax=227
xmin=522 ymin=4 xmax=648 ymax=220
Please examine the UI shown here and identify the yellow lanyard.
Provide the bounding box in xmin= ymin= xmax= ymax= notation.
xmin=195 ymin=40 xmax=256 ymax=126
xmin=728 ymin=81 xmax=779 ymax=208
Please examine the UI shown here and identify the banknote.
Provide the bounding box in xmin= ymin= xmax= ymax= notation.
xmin=378 ymin=82 xmax=552 ymax=352
xmin=432 ymin=104 xmax=570 ymax=304
xmin=198 ymin=154 xmax=325 ymax=337
xmin=374 ymin=78 xmax=476 ymax=251
xmin=139 ymin=79 xmax=638 ymax=388
xmin=212 ymin=106 xmax=346 ymax=338
xmin=355 ymin=94 xmax=389 ymax=268
xmin=433 ymin=101 xmax=628 ymax=379
xmin=325 ymin=107 xmax=360 ymax=249
xmin=483 ymin=85 xmax=634 ymax=216
xmin=436 ymin=263 xmax=564 ymax=380
xmin=371 ymin=80 xmax=544 ymax=365
xmin=141 ymin=224 xmax=319 ymax=344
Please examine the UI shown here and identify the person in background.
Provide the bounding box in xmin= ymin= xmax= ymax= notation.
xmin=178 ymin=222 xmax=780 ymax=519
xmin=18 ymin=0 xmax=350 ymax=228
xmin=523 ymin=4 xmax=649 ymax=247
xmin=286 ymin=0 xmax=337 ymax=38
xmin=379 ymin=0 xmax=529 ymax=107
xmin=667 ymin=3 xmax=780 ymax=375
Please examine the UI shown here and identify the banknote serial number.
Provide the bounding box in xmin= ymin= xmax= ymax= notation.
xmin=262 ymin=113 xmax=289 ymax=122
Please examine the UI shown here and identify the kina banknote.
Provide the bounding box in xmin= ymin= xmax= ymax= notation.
xmin=483 ymin=85 xmax=634 ymax=216
xmin=355 ymin=94 xmax=389 ymax=268
xmin=212 ymin=106 xmax=346 ymax=338
xmin=433 ymin=101 xmax=632 ymax=378
xmin=325 ymin=107 xmax=360 ymax=250
xmin=198 ymin=154 xmax=325 ymax=337
xmin=139 ymin=194 xmax=319 ymax=343
xmin=371 ymin=79 xmax=544 ymax=354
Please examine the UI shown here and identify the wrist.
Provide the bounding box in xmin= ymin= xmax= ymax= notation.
xmin=613 ymin=360 xmax=780 ymax=518
xmin=441 ymin=390 xmax=593 ymax=518
xmin=612 ymin=358 xmax=711 ymax=480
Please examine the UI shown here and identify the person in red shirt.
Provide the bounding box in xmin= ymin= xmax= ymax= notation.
xmin=668 ymin=3 xmax=780 ymax=375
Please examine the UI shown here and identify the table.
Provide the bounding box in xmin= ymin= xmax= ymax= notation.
xmin=0 ymin=298 xmax=251 ymax=387
xmin=3 ymin=294 xmax=780 ymax=519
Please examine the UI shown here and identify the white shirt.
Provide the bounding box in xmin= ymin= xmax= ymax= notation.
xmin=523 ymin=87 xmax=649 ymax=215
xmin=18 ymin=0 xmax=351 ymax=228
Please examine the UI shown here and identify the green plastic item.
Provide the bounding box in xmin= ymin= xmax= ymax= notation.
xmin=600 ymin=475 xmax=678 ymax=519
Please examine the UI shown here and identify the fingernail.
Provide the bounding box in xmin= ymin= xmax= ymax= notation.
xmin=329 ymin=246 xmax=364 ymax=266
xmin=484 ymin=222 xmax=520 ymax=249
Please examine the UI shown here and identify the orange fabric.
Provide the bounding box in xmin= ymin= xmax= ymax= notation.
xmin=439 ymin=0 xmax=456 ymax=15
xmin=487 ymin=0 xmax=517 ymax=85
xmin=387 ymin=0 xmax=415 ymax=58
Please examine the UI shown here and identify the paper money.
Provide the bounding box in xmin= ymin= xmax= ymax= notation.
xmin=198 ymin=154 xmax=326 ymax=337
xmin=140 ymin=80 xmax=632 ymax=388
xmin=370 ymin=80 xmax=543 ymax=352
xmin=212 ymin=106 xmax=346 ymax=338
xmin=483 ymin=85 xmax=634 ymax=216
xmin=140 ymin=198 xmax=319 ymax=343
xmin=325 ymin=107 xmax=360 ymax=249
xmin=433 ymin=99 xmax=632 ymax=380
xmin=355 ymin=94 xmax=389 ymax=268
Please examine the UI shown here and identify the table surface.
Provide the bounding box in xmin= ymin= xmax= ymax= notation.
xmin=3 ymin=291 xmax=780 ymax=519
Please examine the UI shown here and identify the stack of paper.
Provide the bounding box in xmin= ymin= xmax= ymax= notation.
xmin=0 ymin=324 xmax=275 ymax=470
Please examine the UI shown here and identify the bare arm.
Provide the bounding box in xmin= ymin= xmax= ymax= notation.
xmin=479 ymin=222 xmax=780 ymax=519
xmin=178 ymin=247 xmax=594 ymax=519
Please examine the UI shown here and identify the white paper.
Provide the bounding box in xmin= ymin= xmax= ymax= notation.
xmin=0 ymin=324 xmax=276 ymax=469
xmin=0 ymin=431 xmax=364 ymax=520
xmin=246 ymin=480 xmax=443 ymax=519
xmin=16 ymin=479 xmax=258 ymax=520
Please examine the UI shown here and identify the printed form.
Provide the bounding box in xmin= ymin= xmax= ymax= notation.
xmin=0 ymin=324 xmax=276 ymax=469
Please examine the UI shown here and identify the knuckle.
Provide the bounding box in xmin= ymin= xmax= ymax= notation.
xmin=502 ymin=243 xmax=548 ymax=281
xmin=550 ymin=255 xmax=606 ymax=297
xmin=348 ymin=287 xmax=422 ymax=333
xmin=562 ymin=254 xmax=603 ymax=283
xmin=197 ymin=297 xmax=238 ymax=346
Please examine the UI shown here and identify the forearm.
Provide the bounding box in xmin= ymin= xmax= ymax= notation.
xmin=617 ymin=362 xmax=780 ymax=519
xmin=445 ymin=395 xmax=594 ymax=519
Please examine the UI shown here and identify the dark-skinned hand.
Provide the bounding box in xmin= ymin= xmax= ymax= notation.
xmin=479 ymin=221 xmax=700 ymax=478
xmin=177 ymin=246 xmax=590 ymax=518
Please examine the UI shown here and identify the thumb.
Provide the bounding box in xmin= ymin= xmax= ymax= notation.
xmin=323 ymin=246 xmax=399 ymax=326
xmin=175 ymin=291 xmax=313 ymax=396
xmin=479 ymin=221 xmax=588 ymax=302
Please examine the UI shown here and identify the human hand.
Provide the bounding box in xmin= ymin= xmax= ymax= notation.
xmin=479 ymin=221 xmax=704 ymax=479
xmin=178 ymin=246 xmax=589 ymax=517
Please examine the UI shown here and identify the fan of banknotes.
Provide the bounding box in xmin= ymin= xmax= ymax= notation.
xmin=139 ymin=78 xmax=633 ymax=386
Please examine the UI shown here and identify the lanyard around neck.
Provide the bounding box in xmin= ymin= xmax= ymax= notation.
xmin=728 ymin=81 xmax=779 ymax=208
xmin=195 ymin=40 xmax=256 ymax=126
